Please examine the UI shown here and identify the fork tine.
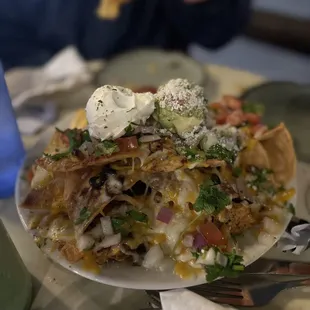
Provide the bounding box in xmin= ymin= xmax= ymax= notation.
xmin=191 ymin=286 xmax=243 ymax=298
xmin=207 ymin=296 xmax=253 ymax=306
xmin=191 ymin=281 xmax=243 ymax=297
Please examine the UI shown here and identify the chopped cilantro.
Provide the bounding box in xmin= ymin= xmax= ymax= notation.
xmin=232 ymin=167 xmax=242 ymax=177
xmin=193 ymin=179 xmax=230 ymax=214
xmin=111 ymin=217 xmax=126 ymax=231
xmin=183 ymin=147 xmax=205 ymax=162
xmin=248 ymin=167 xmax=273 ymax=190
xmin=44 ymin=129 xmax=92 ymax=161
xmin=205 ymin=249 xmax=245 ymax=282
xmin=191 ymin=251 xmax=200 ymax=259
xmin=124 ymin=123 xmax=135 ymax=136
xmin=127 ymin=210 xmax=148 ymax=223
xmin=277 ymin=185 xmax=286 ymax=192
xmin=242 ymin=102 xmax=265 ymax=115
xmin=74 ymin=207 xmax=91 ymax=225
xmin=43 ymin=151 xmax=70 ymax=161
xmin=287 ymin=203 xmax=296 ymax=215
xmin=111 ymin=217 xmax=129 ymax=236
xmin=95 ymin=140 xmax=120 ymax=156
xmin=81 ymin=129 xmax=91 ymax=142
xmin=205 ymin=144 xmax=236 ymax=165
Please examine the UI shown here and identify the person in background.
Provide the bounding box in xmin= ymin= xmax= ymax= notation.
xmin=0 ymin=0 xmax=251 ymax=71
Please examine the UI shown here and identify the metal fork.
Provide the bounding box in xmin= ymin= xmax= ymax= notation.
xmin=146 ymin=276 xmax=310 ymax=308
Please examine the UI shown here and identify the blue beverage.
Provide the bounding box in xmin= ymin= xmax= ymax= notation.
xmin=0 ymin=63 xmax=25 ymax=198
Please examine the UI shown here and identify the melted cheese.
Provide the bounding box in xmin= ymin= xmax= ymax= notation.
xmin=83 ymin=251 xmax=100 ymax=274
xmin=174 ymin=261 xmax=201 ymax=279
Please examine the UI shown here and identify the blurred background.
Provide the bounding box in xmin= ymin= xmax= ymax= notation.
xmin=192 ymin=0 xmax=310 ymax=83
xmin=2 ymin=0 xmax=310 ymax=162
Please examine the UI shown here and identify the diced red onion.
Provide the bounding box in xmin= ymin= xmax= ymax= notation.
xmin=94 ymin=233 xmax=121 ymax=252
xmin=156 ymin=207 xmax=174 ymax=224
xmin=182 ymin=234 xmax=194 ymax=247
xmin=100 ymin=216 xmax=114 ymax=236
xmin=193 ymin=232 xmax=208 ymax=249
xmin=139 ymin=134 xmax=161 ymax=143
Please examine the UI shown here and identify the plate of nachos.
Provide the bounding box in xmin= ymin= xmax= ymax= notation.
xmin=16 ymin=79 xmax=296 ymax=289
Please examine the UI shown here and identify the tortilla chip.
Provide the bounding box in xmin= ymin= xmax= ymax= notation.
xmin=257 ymin=123 xmax=285 ymax=141
xmin=260 ymin=123 xmax=296 ymax=184
xmin=240 ymin=140 xmax=270 ymax=170
xmin=21 ymin=176 xmax=66 ymax=210
xmin=65 ymin=171 xmax=114 ymax=236
xmin=44 ymin=129 xmax=70 ymax=155
xmin=37 ymin=150 xmax=144 ymax=172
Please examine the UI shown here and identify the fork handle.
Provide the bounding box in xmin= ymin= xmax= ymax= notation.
xmin=272 ymin=261 xmax=310 ymax=276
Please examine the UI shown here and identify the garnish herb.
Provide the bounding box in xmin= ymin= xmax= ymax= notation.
xmin=127 ymin=210 xmax=148 ymax=223
xmin=205 ymin=249 xmax=245 ymax=282
xmin=242 ymin=102 xmax=265 ymax=115
xmin=287 ymin=203 xmax=296 ymax=215
xmin=44 ymin=129 xmax=92 ymax=161
xmin=95 ymin=140 xmax=120 ymax=156
xmin=124 ymin=123 xmax=135 ymax=136
xmin=74 ymin=207 xmax=91 ymax=225
xmin=191 ymin=251 xmax=200 ymax=259
xmin=111 ymin=217 xmax=129 ymax=236
xmin=205 ymin=144 xmax=236 ymax=165
xmin=248 ymin=167 xmax=273 ymax=190
xmin=111 ymin=217 xmax=126 ymax=231
xmin=232 ymin=167 xmax=242 ymax=178
xmin=81 ymin=129 xmax=91 ymax=142
xmin=193 ymin=179 xmax=230 ymax=214
xmin=111 ymin=210 xmax=148 ymax=236
xmin=183 ymin=147 xmax=205 ymax=162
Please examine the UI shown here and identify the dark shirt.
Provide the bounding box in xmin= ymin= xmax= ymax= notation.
xmin=0 ymin=0 xmax=250 ymax=71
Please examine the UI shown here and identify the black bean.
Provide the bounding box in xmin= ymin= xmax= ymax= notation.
xmin=136 ymin=244 xmax=147 ymax=255
xmin=211 ymin=174 xmax=221 ymax=185
xmin=89 ymin=176 xmax=104 ymax=189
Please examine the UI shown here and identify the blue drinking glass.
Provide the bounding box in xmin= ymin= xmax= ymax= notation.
xmin=0 ymin=63 xmax=25 ymax=198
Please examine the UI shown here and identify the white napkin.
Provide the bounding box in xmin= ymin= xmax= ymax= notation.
xmin=6 ymin=46 xmax=93 ymax=109
xmin=160 ymin=289 xmax=236 ymax=310
xmin=277 ymin=223 xmax=310 ymax=255
xmin=5 ymin=46 xmax=104 ymax=135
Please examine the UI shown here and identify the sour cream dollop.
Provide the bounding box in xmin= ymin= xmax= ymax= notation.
xmin=86 ymin=85 xmax=155 ymax=140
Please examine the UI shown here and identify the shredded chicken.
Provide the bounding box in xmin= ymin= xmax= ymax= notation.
xmin=59 ymin=242 xmax=83 ymax=263
xmin=219 ymin=205 xmax=256 ymax=234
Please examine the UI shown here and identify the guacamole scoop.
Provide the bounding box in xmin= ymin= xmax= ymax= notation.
xmin=154 ymin=79 xmax=207 ymax=135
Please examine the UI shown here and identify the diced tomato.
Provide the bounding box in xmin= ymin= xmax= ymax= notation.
xmin=26 ymin=169 xmax=34 ymax=183
xmin=222 ymin=95 xmax=242 ymax=110
xmin=199 ymin=222 xmax=226 ymax=247
xmin=209 ymin=102 xmax=224 ymax=111
xmin=133 ymin=86 xmax=157 ymax=94
xmin=244 ymin=113 xmax=261 ymax=125
xmin=226 ymin=110 xmax=244 ymax=126
xmin=116 ymin=136 xmax=139 ymax=152
xmin=215 ymin=113 xmax=228 ymax=124
xmin=251 ymin=124 xmax=268 ymax=137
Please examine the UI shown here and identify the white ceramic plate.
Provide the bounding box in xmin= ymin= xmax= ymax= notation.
xmin=97 ymin=49 xmax=205 ymax=89
xmin=15 ymin=121 xmax=295 ymax=290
